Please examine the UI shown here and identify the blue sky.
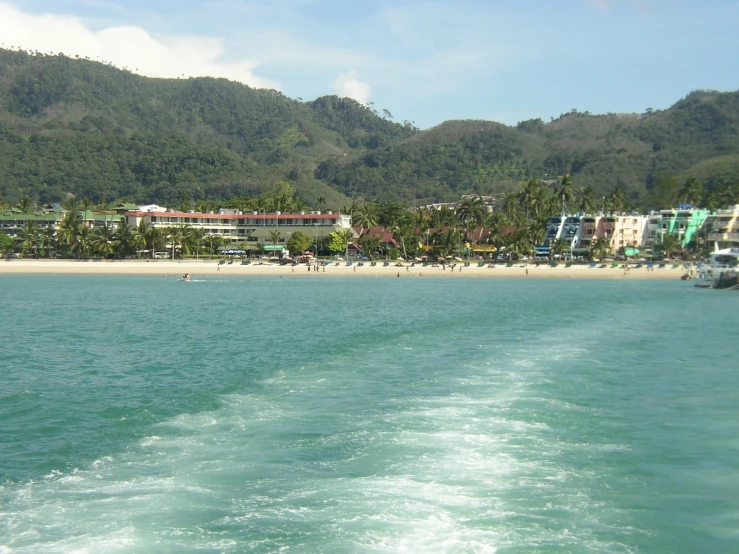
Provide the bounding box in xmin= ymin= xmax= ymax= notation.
xmin=1 ymin=0 xmax=738 ymax=129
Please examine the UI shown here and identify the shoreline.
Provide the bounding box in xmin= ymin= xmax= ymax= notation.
xmin=0 ymin=259 xmax=686 ymax=279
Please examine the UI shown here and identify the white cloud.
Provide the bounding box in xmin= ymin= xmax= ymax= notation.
xmin=0 ymin=2 xmax=278 ymax=89
xmin=332 ymin=70 xmax=371 ymax=104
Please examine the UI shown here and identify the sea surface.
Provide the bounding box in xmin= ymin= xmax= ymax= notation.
xmin=1 ymin=275 xmax=738 ymax=553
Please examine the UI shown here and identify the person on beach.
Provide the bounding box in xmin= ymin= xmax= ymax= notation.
xmin=182 ymin=273 xmax=190 ymax=281
xmin=526 ymin=268 xmax=528 ymax=276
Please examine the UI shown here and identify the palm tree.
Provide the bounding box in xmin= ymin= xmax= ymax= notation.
xmin=91 ymin=225 xmax=118 ymax=258
xmin=189 ymin=228 xmax=206 ymax=259
xmin=590 ymin=236 xmax=611 ymax=261
xmin=353 ymin=203 xmax=379 ymax=232
xmin=114 ymin=221 xmax=135 ymax=258
xmin=679 ymin=177 xmax=703 ymax=206
xmin=268 ymin=229 xmax=282 ymax=257
xmin=57 ymin=210 xmax=83 ymax=256
xmin=61 ymin=196 xmax=80 ymax=212
xmin=40 ymin=226 xmax=56 ymax=258
xmin=71 ymin=224 xmax=92 ymax=259
xmin=440 ymin=228 xmax=462 ymax=257
xmin=20 ymin=220 xmax=39 ymax=257
xmin=555 ymin=174 xmax=575 ymax=212
xmin=507 ymin=228 xmax=535 ymax=260
xmin=456 ymin=196 xmax=487 ymax=246
xmin=659 ymin=234 xmax=681 ymax=259
xmin=315 ymin=196 xmax=326 ymax=213
xmin=551 ymin=238 xmax=568 ymax=260
xmin=336 ymin=229 xmax=354 ymax=259
xmin=578 ymin=186 xmax=595 ymax=213
xmin=204 ymin=233 xmax=226 ymax=258
xmin=518 ymin=179 xmax=540 ymax=220
xmin=16 ymin=196 xmax=36 ymax=214
xmin=607 ymin=184 xmax=626 ymax=213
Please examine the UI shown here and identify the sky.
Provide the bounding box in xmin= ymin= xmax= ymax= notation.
xmin=1 ymin=0 xmax=738 ymax=129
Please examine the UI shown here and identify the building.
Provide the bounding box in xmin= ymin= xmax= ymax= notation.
xmin=0 ymin=209 xmax=124 ymax=237
xmin=645 ymin=206 xmax=712 ymax=250
xmin=124 ymin=209 xmax=353 ymax=251
xmin=705 ymin=204 xmax=739 ymax=250
xmin=611 ymin=214 xmax=650 ymax=256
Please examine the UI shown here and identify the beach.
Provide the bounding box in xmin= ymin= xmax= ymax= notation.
xmin=0 ymin=259 xmax=686 ymax=279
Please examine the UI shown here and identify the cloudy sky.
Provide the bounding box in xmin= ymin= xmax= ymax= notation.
xmin=1 ymin=0 xmax=738 ymax=128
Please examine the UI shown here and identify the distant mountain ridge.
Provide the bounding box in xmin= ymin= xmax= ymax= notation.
xmin=1 ymin=48 xmax=738 ymax=208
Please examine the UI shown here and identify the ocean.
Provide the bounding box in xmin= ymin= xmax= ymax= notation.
xmin=1 ymin=275 xmax=738 ymax=553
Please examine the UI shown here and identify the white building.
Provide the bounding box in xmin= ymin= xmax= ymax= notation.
xmin=124 ymin=209 xmax=353 ymax=250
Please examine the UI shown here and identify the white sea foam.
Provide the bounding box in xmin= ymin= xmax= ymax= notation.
xmin=1 ymin=306 xmax=649 ymax=553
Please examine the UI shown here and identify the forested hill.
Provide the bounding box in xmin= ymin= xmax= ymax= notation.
xmin=318 ymin=92 xmax=739 ymax=206
xmin=2 ymin=48 xmax=739 ymax=208
xmin=0 ymin=49 xmax=416 ymax=206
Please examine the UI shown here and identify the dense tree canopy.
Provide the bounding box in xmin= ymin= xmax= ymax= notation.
xmin=1 ymin=49 xmax=739 ymax=211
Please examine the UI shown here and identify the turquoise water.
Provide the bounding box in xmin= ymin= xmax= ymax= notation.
xmin=1 ymin=275 xmax=738 ymax=553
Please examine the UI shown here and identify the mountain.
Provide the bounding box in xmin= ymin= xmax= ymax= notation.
xmin=1 ymin=48 xmax=739 ymax=209
xmin=318 ymin=92 xmax=739 ymax=206
xmin=0 ymin=49 xmax=415 ymax=206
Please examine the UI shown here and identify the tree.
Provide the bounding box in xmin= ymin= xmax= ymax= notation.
xmin=658 ymin=234 xmax=681 ymax=259
xmin=578 ymin=186 xmax=595 ymax=214
xmin=358 ymin=234 xmax=382 ymax=258
xmin=649 ymin=172 xmax=678 ymax=209
xmin=114 ymin=221 xmax=135 ymax=258
xmin=555 ymin=174 xmax=574 ymax=212
xmin=204 ymin=233 xmax=226 ymax=257
xmin=16 ymin=196 xmax=36 ymax=214
xmin=679 ymin=177 xmax=703 ymax=206
xmin=286 ymin=231 xmax=312 ymax=255
xmin=507 ymin=228 xmax=535 ymax=260
xmin=551 ymin=238 xmax=568 ymax=259
xmin=57 ymin=210 xmax=83 ymax=256
xmin=328 ymin=229 xmax=353 ymax=257
xmin=315 ymin=196 xmax=326 ymax=213
xmin=189 ymin=227 xmax=206 ymax=259
xmin=71 ymin=224 xmax=92 ymax=259
xmin=91 ymin=225 xmax=118 ymax=258
xmin=20 ymin=221 xmax=39 ymax=257
xmin=268 ymin=230 xmax=282 ymax=257
xmin=0 ymin=232 xmax=14 ymax=255
xmin=519 ymin=179 xmax=540 ymax=220
xmin=456 ymin=195 xmax=487 ymax=244
xmin=590 ymin=236 xmax=611 ymax=260
xmin=608 ymin=184 xmax=626 ymax=213
xmin=353 ymin=203 xmax=379 ymax=231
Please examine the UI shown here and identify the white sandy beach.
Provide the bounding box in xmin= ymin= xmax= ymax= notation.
xmin=0 ymin=259 xmax=687 ymax=279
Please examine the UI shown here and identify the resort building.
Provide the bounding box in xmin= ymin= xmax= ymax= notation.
xmin=705 ymin=204 xmax=739 ymax=250
xmin=610 ymin=215 xmax=650 ymax=256
xmin=0 ymin=209 xmax=124 ymax=237
xmin=124 ymin=209 xmax=353 ymax=251
xmin=645 ymin=206 xmax=712 ymax=249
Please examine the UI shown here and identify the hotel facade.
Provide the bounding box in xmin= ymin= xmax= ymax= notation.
xmin=123 ymin=208 xmax=354 ymax=251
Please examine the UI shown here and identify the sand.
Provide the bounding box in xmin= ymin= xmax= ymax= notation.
xmin=0 ymin=259 xmax=687 ymax=279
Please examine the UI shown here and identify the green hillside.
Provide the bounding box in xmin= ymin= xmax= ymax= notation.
xmin=2 ymin=48 xmax=739 ymax=209
xmin=0 ymin=49 xmax=414 ymax=207
xmin=319 ymin=92 xmax=739 ymax=207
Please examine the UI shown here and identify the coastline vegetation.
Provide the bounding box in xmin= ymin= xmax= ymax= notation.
xmin=1 ymin=49 xmax=739 ymax=212
xmin=3 ymin=172 xmax=731 ymax=262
